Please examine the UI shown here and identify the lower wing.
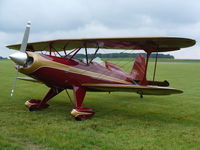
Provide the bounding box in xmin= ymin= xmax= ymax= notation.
xmin=17 ymin=77 xmax=40 ymax=83
xmin=16 ymin=78 xmax=182 ymax=95
xmin=82 ymin=83 xmax=183 ymax=95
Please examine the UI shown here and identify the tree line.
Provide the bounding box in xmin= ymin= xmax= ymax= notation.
xmin=74 ymin=53 xmax=174 ymax=59
xmin=1 ymin=53 xmax=174 ymax=60
xmin=0 ymin=56 xmax=7 ymax=59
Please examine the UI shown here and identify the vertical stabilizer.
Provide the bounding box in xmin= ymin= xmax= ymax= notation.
xmin=130 ymin=54 xmax=146 ymax=81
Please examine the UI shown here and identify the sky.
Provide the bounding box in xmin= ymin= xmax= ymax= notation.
xmin=0 ymin=0 xmax=200 ymax=59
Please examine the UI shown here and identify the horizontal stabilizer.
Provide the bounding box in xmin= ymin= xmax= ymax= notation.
xmin=147 ymin=80 xmax=169 ymax=87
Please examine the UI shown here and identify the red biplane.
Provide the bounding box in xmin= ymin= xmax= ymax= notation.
xmin=7 ymin=22 xmax=196 ymax=120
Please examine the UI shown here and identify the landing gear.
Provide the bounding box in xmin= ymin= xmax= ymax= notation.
xmin=71 ymin=107 xmax=95 ymax=120
xmin=25 ymin=99 xmax=49 ymax=111
xmin=25 ymin=86 xmax=94 ymax=120
xmin=25 ymin=88 xmax=63 ymax=110
xmin=70 ymin=86 xmax=95 ymax=120
xmin=137 ymin=91 xmax=144 ymax=99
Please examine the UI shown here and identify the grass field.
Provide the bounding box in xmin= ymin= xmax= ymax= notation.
xmin=0 ymin=59 xmax=200 ymax=150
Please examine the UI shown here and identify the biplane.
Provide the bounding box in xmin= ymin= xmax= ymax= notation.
xmin=7 ymin=22 xmax=196 ymax=120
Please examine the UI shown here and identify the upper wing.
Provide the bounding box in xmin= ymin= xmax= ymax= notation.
xmin=82 ymin=83 xmax=183 ymax=95
xmin=6 ymin=37 xmax=195 ymax=52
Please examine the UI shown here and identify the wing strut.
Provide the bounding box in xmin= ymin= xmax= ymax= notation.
xmin=153 ymin=51 xmax=158 ymax=81
xmin=66 ymin=48 xmax=78 ymax=57
xmin=52 ymin=46 xmax=62 ymax=57
xmin=63 ymin=42 xmax=69 ymax=56
xmin=84 ymin=42 xmax=89 ymax=65
xmin=49 ymin=43 xmax=52 ymax=56
xmin=89 ymin=43 xmax=100 ymax=64
xmin=69 ymin=47 xmax=81 ymax=59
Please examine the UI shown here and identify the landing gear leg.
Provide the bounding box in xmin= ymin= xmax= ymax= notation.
xmin=70 ymin=86 xmax=95 ymax=120
xmin=25 ymin=88 xmax=63 ymax=111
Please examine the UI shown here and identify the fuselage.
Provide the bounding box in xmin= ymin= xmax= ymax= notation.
xmin=18 ymin=52 xmax=134 ymax=89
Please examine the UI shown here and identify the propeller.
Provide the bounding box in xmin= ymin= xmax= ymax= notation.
xmin=9 ymin=21 xmax=31 ymax=96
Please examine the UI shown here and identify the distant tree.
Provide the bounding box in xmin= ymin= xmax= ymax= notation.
xmin=0 ymin=56 xmax=7 ymax=60
xmin=74 ymin=53 xmax=174 ymax=59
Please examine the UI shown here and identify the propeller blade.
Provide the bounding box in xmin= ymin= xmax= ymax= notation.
xmin=10 ymin=21 xmax=31 ymax=96
xmin=20 ymin=21 xmax=31 ymax=52
xmin=10 ymin=66 xmax=19 ymax=96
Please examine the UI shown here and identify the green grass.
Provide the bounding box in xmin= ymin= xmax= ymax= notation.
xmin=0 ymin=59 xmax=200 ymax=150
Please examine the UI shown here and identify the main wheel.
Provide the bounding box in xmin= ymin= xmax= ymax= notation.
xmin=29 ymin=107 xmax=40 ymax=111
xmin=75 ymin=117 xmax=88 ymax=121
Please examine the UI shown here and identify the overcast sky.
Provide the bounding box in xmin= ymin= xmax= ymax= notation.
xmin=0 ymin=0 xmax=199 ymax=58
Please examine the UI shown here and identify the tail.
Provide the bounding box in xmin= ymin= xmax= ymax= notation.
xmin=130 ymin=54 xmax=146 ymax=81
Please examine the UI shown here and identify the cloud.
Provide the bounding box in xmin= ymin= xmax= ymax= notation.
xmin=0 ymin=0 xmax=200 ymax=58
xmin=1 ymin=0 xmax=200 ymax=31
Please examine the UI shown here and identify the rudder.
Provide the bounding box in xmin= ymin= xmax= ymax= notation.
xmin=130 ymin=54 xmax=146 ymax=81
